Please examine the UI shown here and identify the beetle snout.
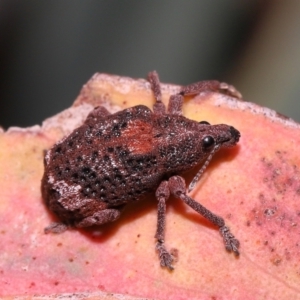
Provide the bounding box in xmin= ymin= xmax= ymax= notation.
xmin=221 ymin=125 xmax=240 ymax=147
xmin=229 ymin=126 xmax=240 ymax=143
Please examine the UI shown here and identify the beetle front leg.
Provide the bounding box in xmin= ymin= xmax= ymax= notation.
xmin=167 ymin=80 xmax=242 ymax=116
xmin=168 ymin=176 xmax=240 ymax=255
xmin=180 ymin=80 xmax=242 ymax=99
xmin=155 ymin=180 xmax=174 ymax=270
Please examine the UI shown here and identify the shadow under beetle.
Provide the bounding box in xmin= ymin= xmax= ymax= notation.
xmin=42 ymin=71 xmax=241 ymax=270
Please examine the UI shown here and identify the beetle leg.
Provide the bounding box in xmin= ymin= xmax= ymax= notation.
xmin=168 ymin=175 xmax=240 ymax=255
xmin=147 ymin=71 xmax=166 ymax=115
xmin=155 ymin=180 xmax=174 ymax=270
xmin=85 ymin=106 xmax=111 ymax=125
xmin=44 ymin=222 xmax=69 ymax=234
xmin=180 ymin=80 xmax=242 ymax=99
xmin=167 ymin=94 xmax=184 ymax=115
xmin=75 ymin=208 xmax=123 ymax=228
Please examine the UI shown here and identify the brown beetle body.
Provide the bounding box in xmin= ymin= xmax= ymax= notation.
xmin=42 ymin=71 xmax=241 ymax=270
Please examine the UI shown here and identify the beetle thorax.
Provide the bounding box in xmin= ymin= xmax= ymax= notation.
xmin=154 ymin=115 xmax=209 ymax=175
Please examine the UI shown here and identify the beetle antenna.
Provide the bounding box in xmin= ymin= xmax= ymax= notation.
xmin=188 ymin=144 xmax=221 ymax=193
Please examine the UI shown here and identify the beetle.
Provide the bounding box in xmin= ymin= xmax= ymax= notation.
xmin=42 ymin=71 xmax=241 ymax=270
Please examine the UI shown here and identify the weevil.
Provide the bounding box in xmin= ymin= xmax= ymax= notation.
xmin=42 ymin=71 xmax=241 ymax=270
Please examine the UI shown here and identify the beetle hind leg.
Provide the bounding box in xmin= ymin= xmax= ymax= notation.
xmin=75 ymin=208 xmax=123 ymax=228
xmin=85 ymin=106 xmax=111 ymax=125
xmin=44 ymin=222 xmax=69 ymax=234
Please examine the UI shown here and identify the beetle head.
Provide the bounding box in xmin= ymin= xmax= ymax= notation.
xmin=188 ymin=122 xmax=240 ymax=192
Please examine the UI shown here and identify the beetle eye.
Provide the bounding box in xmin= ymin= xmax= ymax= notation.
xmin=202 ymin=136 xmax=215 ymax=150
xmin=199 ymin=121 xmax=210 ymax=125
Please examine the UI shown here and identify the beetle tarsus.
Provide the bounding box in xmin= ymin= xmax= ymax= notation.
xmin=219 ymin=225 xmax=240 ymax=256
xmin=44 ymin=222 xmax=68 ymax=234
xmin=156 ymin=241 xmax=174 ymax=271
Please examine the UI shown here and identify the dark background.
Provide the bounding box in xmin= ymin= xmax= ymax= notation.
xmin=1 ymin=1 xmax=300 ymax=128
